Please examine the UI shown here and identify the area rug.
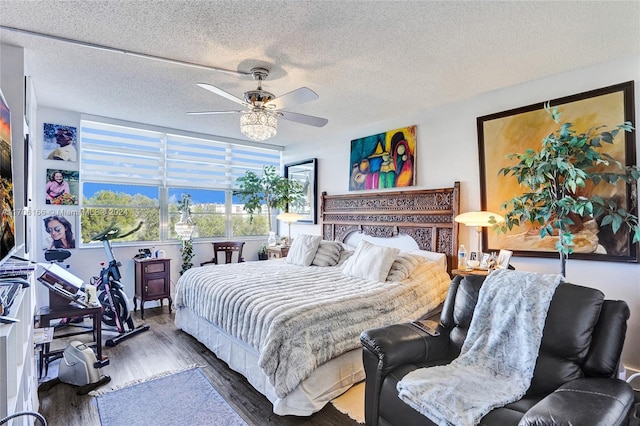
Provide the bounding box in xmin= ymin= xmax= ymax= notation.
xmin=95 ymin=367 xmax=247 ymax=425
xmin=331 ymin=382 xmax=365 ymax=424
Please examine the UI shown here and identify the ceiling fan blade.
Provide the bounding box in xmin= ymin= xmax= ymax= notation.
xmin=187 ymin=110 xmax=242 ymax=115
xmin=196 ymin=83 xmax=248 ymax=106
xmin=278 ymin=110 xmax=328 ymax=127
xmin=269 ymin=87 xmax=319 ymax=110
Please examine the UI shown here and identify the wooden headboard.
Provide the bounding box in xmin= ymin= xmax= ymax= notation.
xmin=321 ymin=182 xmax=460 ymax=273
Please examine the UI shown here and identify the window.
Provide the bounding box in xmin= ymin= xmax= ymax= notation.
xmin=82 ymin=183 xmax=159 ymax=243
xmin=79 ymin=119 xmax=281 ymax=245
xmin=167 ymin=188 xmax=225 ymax=239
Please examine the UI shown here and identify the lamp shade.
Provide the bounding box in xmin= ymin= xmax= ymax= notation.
xmin=277 ymin=212 xmax=303 ymax=245
xmin=276 ymin=212 xmax=303 ymax=223
xmin=456 ymin=211 xmax=504 ymax=257
xmin=454 ymin=211 xmax=504 ymax=227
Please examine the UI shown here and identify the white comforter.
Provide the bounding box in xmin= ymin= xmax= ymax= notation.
xmin=174 ymin=259 xmax=450 ymax=398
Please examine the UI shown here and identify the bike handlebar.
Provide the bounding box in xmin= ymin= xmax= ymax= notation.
xmin=91 ymin=221 xmax=144 ymax=241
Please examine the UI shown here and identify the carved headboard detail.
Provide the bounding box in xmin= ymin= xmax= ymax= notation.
xmin=321 ymin=182 xmax=460 ymax=273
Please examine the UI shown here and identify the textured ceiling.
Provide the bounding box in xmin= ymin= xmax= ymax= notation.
xmin=1 ymin=1 xmax=639 ymax=147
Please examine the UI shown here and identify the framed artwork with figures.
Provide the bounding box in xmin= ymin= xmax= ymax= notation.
xmin=45 ymin=169 xmax=79 ymax=205
xmin=43 ymin=123 xmax=78 ymax=162
xmin=349 ymin=125 xmax=416 ymax=191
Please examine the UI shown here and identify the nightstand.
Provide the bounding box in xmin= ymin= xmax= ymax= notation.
xmin=133 ymin=258 xmax=172 ymax=319
xmin=267 ymin=245 xmax=289 ymax=259
xmin=451 ymin=268 xmax=490 ymax=276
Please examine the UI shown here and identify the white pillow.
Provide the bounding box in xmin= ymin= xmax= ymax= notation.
xmin=286 ymin=234 xmax=322 ymax=266
xmin=407 ymin=249 xmax=447 ymax=271
xmin=341 ymin=240 xmax=399 ymax=282
xmin=311 ymin=240 xmax=343 ymax=267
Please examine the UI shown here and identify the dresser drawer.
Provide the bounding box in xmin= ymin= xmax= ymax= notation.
xmin=144 ymin=262 xmax=166 ymax=274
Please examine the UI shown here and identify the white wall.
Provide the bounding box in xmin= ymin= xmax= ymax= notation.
xmin=284 ymin=56 xmax=640 ymax=373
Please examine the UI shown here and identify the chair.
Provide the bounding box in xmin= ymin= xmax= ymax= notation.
xmin=360 ymin=274 xmax=636 ymax=426
xmin=200 ymin=241 xmax=245 ymax=266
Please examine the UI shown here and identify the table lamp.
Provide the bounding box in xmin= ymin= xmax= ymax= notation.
xmin=276 ymin=212 xmax=303 ymax=245
xmin=454 ymin=211 xmax=505 ymax=257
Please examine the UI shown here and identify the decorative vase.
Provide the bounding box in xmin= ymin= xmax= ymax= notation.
xmin=267 ymin=231 xmax=277 ymax=246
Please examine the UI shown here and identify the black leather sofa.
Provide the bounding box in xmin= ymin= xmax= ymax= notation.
xmin=361 ymin=274 xmax=636 ymax=426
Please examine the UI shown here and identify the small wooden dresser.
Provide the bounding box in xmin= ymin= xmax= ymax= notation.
xmin=133 ymin=258 xmax=172 ymax=319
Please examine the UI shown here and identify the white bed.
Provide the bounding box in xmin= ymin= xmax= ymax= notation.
xmin=174 ymin=185 xmax=460 ymax=416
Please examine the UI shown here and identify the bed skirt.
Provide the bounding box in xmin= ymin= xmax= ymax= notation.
xmin=175 ymin=305 xmax=365 ymax=416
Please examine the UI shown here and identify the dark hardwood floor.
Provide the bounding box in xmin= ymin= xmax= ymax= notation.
xmin=37 ymin=307 xmax=360 ymax=426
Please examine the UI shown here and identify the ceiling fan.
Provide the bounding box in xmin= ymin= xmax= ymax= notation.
xmin=188 ymin=67 xmax=328 ymax=141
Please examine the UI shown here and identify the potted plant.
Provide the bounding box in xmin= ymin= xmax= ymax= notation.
xmin=234 ymin=165 xmax=305 ymax=233
xmin=176 ymin=193 xmax=195 ymax=275
xmin=257 ymin=242 xmax=269 ymax=261
xmin=496 ymin=103 xmax=639 ymax=276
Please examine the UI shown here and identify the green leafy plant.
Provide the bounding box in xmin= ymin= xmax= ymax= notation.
xmin=258 ymin=242 xmax=268 ymax=255
xmin=180 ymin=239 xmax=194 ymax=274
xmin=177 ymin=193 xmax=194 ymax=275
xmin=234 ymin=165 xmax=305 ymax=231
xmin=496 ymin=103 xmax=639 ymax=276
xmin=256 ymin=241 xmax=269 ymax=260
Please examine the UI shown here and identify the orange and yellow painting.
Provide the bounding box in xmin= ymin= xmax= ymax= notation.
xmin=478 ymin=82 xmax=636 ymax=261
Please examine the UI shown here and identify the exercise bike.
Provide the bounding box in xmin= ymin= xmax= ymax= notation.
xmin=90 ymin=222 xmax=150 ymax=347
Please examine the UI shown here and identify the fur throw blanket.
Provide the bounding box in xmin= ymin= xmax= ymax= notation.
xmin=397 ymin=270 xmax=562 ymax=426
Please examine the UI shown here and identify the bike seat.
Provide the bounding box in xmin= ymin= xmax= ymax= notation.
xmin=45 ymin=249 xmax=71 ymax=262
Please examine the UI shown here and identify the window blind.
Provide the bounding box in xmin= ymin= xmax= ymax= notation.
xmin=166 ymin=134 xmax=280 ymax=189
xmin=80 ymin=120 xmax=164 ymax=185
xmin=80 ymin=120 xmax=282 ymax=189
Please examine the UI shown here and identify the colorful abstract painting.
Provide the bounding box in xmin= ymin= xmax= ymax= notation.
xmin=349 ymin=125 xmax=416 ymax=191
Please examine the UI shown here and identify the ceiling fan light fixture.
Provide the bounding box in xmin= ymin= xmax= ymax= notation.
xmin=240 ymin=109 xmax=278 ymax=141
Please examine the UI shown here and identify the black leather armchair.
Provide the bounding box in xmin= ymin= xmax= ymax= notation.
xmin=361 ymin=275 xmax=636 ymax=426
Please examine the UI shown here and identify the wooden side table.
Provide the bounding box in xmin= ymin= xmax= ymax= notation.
xmin=133 ymin=258 xmax=172 ymax=319
xmin=267 ymin=245 xmax=289 ymax=259
xmin=451 ymin=268 xmax=490 ymax=276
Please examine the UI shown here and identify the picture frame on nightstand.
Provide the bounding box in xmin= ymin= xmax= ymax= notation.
xmin=497 ymin=249 xmax=513 ymax=269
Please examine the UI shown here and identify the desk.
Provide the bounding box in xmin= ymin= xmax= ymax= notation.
xmin=37 ymin=304 xmax=103 ymax=378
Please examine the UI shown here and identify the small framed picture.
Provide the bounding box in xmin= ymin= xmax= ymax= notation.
xmin=497 ymin=249 xmax=513 ymax=269
xmin=43 ymin=123 xmax=78 ymax=162
xmin=480 ymin=253 xmax=490 ymax=268
xmin=466 ymin=251 xmax=481 ymax=268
